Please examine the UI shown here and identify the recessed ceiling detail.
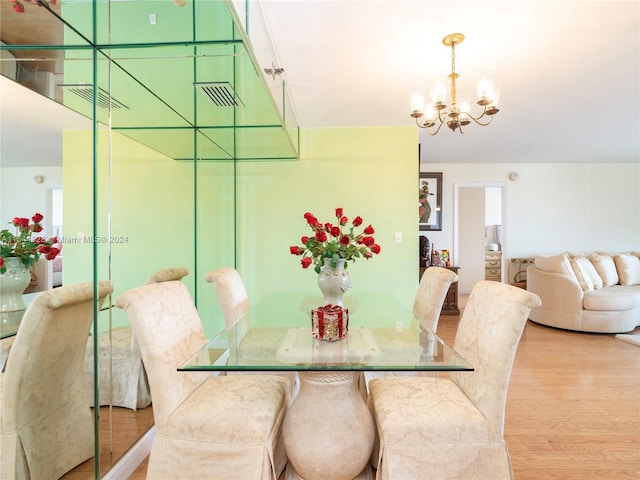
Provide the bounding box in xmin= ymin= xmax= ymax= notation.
xmin=194 ymin=81 xmax=244 ymax=108
xmin=58 ymin=84 xmax=129 ymax=110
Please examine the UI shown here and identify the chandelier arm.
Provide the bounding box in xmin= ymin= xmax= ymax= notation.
xmin=416 ymin=116 xmax=446 ymax=136
xmin=465 ymin=111 xmax=494 ymax=127
xmin=427 ymin=121 xmax=445 ymax=136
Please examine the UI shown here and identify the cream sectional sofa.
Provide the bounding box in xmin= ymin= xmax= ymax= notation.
xmin=527 ymin=252 xmax=640 ymax=333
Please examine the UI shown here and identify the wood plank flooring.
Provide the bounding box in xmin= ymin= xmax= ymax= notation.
xmin=59 ymin=405 xmax=153 ymax=480
xmin=126 ymin=294 xmax=639 ymax=479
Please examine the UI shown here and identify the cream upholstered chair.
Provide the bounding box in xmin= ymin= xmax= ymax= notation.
xmin=369 ymin=281 xmax=541 ymax=480
xmin=205 ymin=267 xmax=299 ymax=396
xmin=115 ymin=280 xmax=290 ymax=479
xmin=363 ymin=266 xmax=458 ymax=389
xmin=205 ymin=267 xmax=250 ymax=327
xmin=1 ymin=281 xmax=113 ymax=480
xmin=84 ymin=267 xmax=188 ymax=410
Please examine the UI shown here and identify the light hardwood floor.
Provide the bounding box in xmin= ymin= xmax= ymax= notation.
xmin=126 ymin=295 xmax=639 ymax=479
xmin=60 ymin=405 xmax=154 ymax=480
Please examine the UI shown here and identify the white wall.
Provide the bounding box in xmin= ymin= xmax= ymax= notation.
xmin=420 ymin=163 xmax=640 ymax=262
xmin=0 ymin=166 xmax=63 ymax=237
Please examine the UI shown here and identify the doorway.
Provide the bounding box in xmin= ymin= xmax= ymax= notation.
xmin=453 ymin=183 xmax=507 ymax=294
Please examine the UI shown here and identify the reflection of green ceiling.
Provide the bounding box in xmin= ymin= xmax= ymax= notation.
xmin=2 ymin=0 xmax=299 ymax=161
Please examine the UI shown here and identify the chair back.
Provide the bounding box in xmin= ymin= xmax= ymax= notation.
xmin=115 ymin=281 xmax=210 ymax=432
xmin=1 ymin=281 xmax=112 ymax=480
xmin=450 ymin=281 xmax=541 ymax=437
xmin=147 ymin=267 xmax=189 ymax=284
xmin=413 ymin=267 xmax=458 ymax=332
xmin=206 ymin=267 xmax=250 ymax=328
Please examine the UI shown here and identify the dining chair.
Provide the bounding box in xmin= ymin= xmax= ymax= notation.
xmin=85 ymin=267 xmax=189 ymax=410
xmin=362 ymin=266 xmax=458 ymax=390
xmin=1 ymin=281 xmax=113 ymax=480
xmin=115 ymin=280 xmax=290 ymax=479
xmin=368 ymin=280 xmax=541 ymax=480
xmin=205 ymin=267 xmax=299 ymax=397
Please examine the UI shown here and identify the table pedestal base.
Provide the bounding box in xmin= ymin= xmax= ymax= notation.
xmin=285 ymin=463 xmax=373 ymax=480
xmin=283 ymin=371 xmax=375 ymax=480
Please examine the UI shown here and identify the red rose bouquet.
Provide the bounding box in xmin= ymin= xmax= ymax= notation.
xmin=0 ymin=213 xmax=60 ymax=274
xmin=289 ymin=207 xmax=381 ymax=273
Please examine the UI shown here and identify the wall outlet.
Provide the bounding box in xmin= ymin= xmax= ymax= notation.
xmin=149 ymin=13 xmax=157 ymax=25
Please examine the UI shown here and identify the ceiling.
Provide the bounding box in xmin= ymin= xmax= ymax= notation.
xmin=1 ymin=0 xmax=639 ymax=168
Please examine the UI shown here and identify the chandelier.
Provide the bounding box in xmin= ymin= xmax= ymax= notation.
xmin=410 ymin=33 xmax=500 ymax=135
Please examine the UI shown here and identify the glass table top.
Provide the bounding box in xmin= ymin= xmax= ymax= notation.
xmin=180 ymin=292 xmax=473 ymax=372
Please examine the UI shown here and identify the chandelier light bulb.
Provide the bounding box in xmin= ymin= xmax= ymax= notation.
xmin=411 ymin=33 xmax=501 ymax=135
xmin=424 ymin=104 xmax=437 ymax=123
xmin=411 ymin=93 xmax=425 ymax=114
xmin=430 ymin=82 xmax=447 ymax=105
xmin=476 ymin=77 xmax=494 ymax=104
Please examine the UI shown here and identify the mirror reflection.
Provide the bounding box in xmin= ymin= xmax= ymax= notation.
xmin=1 ymin=1 xmax=298 ymax=478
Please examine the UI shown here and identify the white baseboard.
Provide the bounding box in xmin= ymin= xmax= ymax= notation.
xmin=103 ymin=426 xmax=155 ymax=480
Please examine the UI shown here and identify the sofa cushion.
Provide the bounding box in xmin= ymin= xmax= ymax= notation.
xmin=570 ymin=258 xmax=594 ymax=292
xmin=615 ymin=254 xmax=640 ymax=286
xmin=535 ymin=254 xmax=578 ymax=283
xmin=590 ymin=254 xmax=619 ymax=287
xmin=575 ymin=256 xmax=603 ymax=289
xmin=583 ymin=285 xmax=640 ymax=311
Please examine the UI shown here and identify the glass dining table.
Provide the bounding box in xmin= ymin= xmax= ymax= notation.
xmin=180 ymin=292 xmax=473 ymax=480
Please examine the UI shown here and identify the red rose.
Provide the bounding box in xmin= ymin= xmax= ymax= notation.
xmin=363 ymin=236 xmax=375 ymax=246
xmin=330 ymin=226 xmax=340 ymax=237
xmin=45 ymin=247 xmax=61 ymax=260
xmin=38 ymin=245 xmax=51 ymax=254
xmin=339 ymin=235 xmax=351 ymax=246
xmin=364 ymin=252 xmax=373 ymax=259
xmin=49 ymin=236 xmax=59 ymax=244
xmin=34 ymin=236 xmax=47 ymax=245
xmin=304 ymin=213 xmax=318 ymax=226
xmin=0 ymin=257 xmax=4 ymax=268
xmin=352 ymin=216 xmax=363 ymax=227
xmin=32 ymin=224 xmax=43 ymax=233
xmin=13 ymin=217 xmax=29 ymax=228
xmin=371 ymin=244 xmax=381 ymax=254
xmin=32 ymin=213 xmax=44 ymax=223
xmin=290 ymin=246 xmax=301 ymax=255
xmin=301 ymin=236 xmax=309 ymax=244
xmin=364 ymin=225 xmax=375 ymax=235
xmin=315 ymin=231 xmax=327 ymax=242
xmin=335 ymin=208 xmax=343 ymax=218
xmin=301 ymin=257 xmax=312 ymax=269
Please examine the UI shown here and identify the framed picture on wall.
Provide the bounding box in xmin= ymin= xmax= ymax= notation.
xmin=419 ymin=172 xmax=442 ymax=231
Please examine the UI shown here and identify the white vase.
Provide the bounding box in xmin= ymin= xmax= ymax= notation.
xmin=317 ymin=258 xmax=352 ymax=307
xmin=0 ymin=257 xmax=31 ymax=312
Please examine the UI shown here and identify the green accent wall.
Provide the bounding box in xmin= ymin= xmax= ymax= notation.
xmin=63 ymin=126 xmax=418 ymax=338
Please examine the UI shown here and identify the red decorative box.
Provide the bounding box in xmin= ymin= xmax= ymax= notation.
xmin=311 ymin=304 xmax=349 ymax=342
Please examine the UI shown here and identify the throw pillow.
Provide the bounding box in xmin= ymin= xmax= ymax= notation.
xmin=574 ymin=256 xmax=603 ymax=289
xmin=570 ymin=258 xmax=594 ymax=291
xmin=535 ymin=254 xmax=578 ymax=283
xmin=590 ymin=254 xmax=619 ymax=287
xmin=614 ymin=254 xmax=640 ymax=286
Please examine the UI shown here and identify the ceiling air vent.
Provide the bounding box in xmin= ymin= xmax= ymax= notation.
xmin=194 ymin=81 xmax=244 ymax=107
xmin=58 ymin=84 xmax=129 ymax=110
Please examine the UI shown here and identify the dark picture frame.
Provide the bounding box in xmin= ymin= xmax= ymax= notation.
xmin=419 ymin=172 xmax=442 ymax=231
